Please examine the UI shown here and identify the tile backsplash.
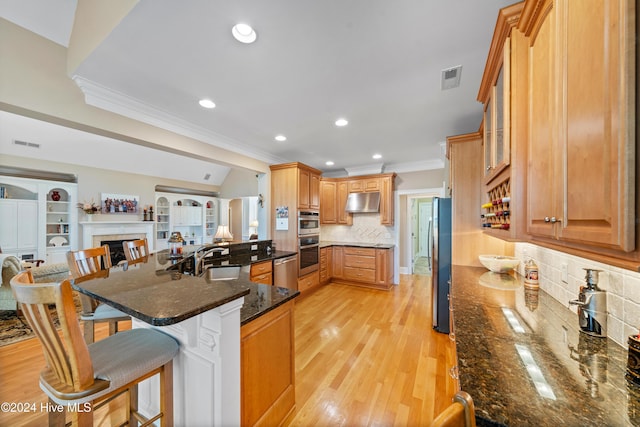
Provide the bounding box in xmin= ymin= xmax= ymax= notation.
xmin=514 ymin=242 xmax=640 ymax=348
xmin=320 ymin=213 xmax=395 ymax=244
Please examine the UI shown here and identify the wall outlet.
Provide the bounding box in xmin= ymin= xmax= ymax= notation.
xmin=561 ymin=263 xmax=568 ymax=283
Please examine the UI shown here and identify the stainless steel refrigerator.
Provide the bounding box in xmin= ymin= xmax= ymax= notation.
xmin=432 ymin=197 xmax=452 ymax=334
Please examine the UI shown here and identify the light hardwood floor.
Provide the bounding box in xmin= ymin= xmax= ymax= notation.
xmin=0 ymin=273 xmax=456 ymax=426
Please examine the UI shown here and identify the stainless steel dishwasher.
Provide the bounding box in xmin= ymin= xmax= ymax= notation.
xmin=273 ymin=255 xmax=298 ymax=290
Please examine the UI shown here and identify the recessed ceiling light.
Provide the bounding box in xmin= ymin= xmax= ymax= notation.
xmin=275 ymin=135 xmax=287 ymax=142
xmin=335 ymin=118 xmax=348 ymax=127
xmin=232 ymin=23 xmax=257 ymax=44
xmin=199 ymin=99 xmax=216 ymax=109
xmin=372 ymin=153 xmax=382 ymax=159
xmin=326 ymin=161 xmax=335 ymax=166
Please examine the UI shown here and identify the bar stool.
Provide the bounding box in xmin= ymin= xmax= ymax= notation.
xmin=10 ymin=270 xmax=179 ymax=427
xmin=66 ymin=245 xmax=130 ymax=344
xmin=430 ymin=391 xmax=476 ymax=427
xmin=123 ymin=238 xmax=150 ymax=265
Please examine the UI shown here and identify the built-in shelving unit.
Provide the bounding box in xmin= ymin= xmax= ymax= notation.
xmin=0 ymin=176 xmax=77 ymax=263
xmin=155 ymin=196 xmax=170 ymax=247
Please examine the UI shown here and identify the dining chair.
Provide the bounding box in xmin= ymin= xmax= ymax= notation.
xmin=66 ymin=245 xmax=130 ymax=344
xmin=10 ymin=270 xmax=178 ymax=426
xmin=430 ymin=391 xmax=476 ymax=427
xmin=123 ymin=238 xmax=150 ymax=265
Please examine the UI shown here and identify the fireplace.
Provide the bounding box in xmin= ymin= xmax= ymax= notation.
xmin=100 ymin=239 xmax=135 ymax=266
xmin=80 ymin=221 xmax=155 ymax=254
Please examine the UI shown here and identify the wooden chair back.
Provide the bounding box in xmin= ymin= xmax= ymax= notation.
xmin=66 ymin=245 xmax=112 ymax=314
xmin=123 ymin=238 xmax=149 ymax=265
xmin=66 ymin=245 xmax=112 ymax=284
xmin=431 ymin=391 xmax=476 ymax=427
xmin=10 ymin=270 xmax=107 ymax=394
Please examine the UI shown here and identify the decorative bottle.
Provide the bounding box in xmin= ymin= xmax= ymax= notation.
xmin=524 ymin=258 xmax=539 ymax=286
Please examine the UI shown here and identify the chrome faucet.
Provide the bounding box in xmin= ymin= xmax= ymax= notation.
xmin=569 ymin=269 xmax=607 ymax=337
xmin=193 ymin=245 xmax=225 ymax=276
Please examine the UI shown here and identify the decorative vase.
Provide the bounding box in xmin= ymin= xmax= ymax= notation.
xmin=51 ymin=191 xmax=61 ymax=201
xmin=86 ymin=214 xmax=93 ymax=222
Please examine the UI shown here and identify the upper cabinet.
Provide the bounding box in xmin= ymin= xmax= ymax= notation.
xmin=477 ymin=2 xmax=527 ymax=240
xmin=319 ymin=174 xmax=396 ymax=226
xmin=521 ymin=0 xmax=636 ymax=257
xmin=478 ymin=3 xmax=523 ymax=185
xmin=297 ymin=166 xmax=320 ymax=211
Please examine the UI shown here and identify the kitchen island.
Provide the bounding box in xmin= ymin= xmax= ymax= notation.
xmin=72 ymin=252 xmax=299 ymax=427
xmin=451 ymin=265 xmax=639 ymax=426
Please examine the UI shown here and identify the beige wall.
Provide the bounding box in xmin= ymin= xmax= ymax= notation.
xmin=1 ymin=153 xmax=221 ymax=209
xmin=395 ymin=169 xmax=444 ymax=191
xmin=219 ymin=169 xmax=259 ymax=198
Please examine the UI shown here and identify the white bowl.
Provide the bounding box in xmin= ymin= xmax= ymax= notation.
xmin=478 ymin=255 xmax=520 ymax=274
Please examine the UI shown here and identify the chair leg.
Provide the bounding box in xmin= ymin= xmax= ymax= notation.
xmin=129 ymin=384 xmax=138 ymax=426
xmin=68 ymin=407 xmax=92 ymax=427
xmin=83 ymin=320 xmax=95 ymax=344
xmin=108 ymin=320 xmax=118 ymax=336
xmin=160 ymin=361 xmax=174 ymax=427
xmin=47 ymin=398 xmax=65 ymax=426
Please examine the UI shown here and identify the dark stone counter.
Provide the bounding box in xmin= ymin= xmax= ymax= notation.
xmin=71 ymin=253 xmax=299 ymax=327
xmin=319 ymin=241 xmax=394 ymax=249
xmin=451 ymin=265 xmax=640 ymax=426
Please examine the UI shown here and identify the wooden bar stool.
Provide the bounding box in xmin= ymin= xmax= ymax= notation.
xmin=10 ymin=270 xmax=179 ymax=427
xmin=123 ymin=238 xmax=150 ymax=265
xmin=430 ymin=391 xmax=476 ymax=427
xmin=66 ymin=245 xmax=130 ymax=344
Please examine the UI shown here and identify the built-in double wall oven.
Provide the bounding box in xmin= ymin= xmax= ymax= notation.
xmin=298 ymin=211 xmax=320 ymax=276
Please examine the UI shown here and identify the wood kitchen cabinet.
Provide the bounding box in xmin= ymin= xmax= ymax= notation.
xmin=270 ymin=162 xmax=322 ymax=252
xmin=521 ymin=0 xmax=636 ymax=255
xmin=250 ymin=260 xmax=273 ymax=285
xmin=297 ymin=270 xmax=320 ymax=294
xmin=375 ymin=247 xmax=394 ymax=287
xmin=476 ymin=2 xmax=527 ymax=241
xmin=241 ymin=299 xmax=295 ymax=426
xmin=330 ymin=246 xmax=394 ymax=290
xmin=319 ymin=246 xmax=332 ymax=285
xmin=298 ymin=167 xmax=320 ymax=211
xmin=319 ymin=174 xmax=395 ymax=226
xmin=320 ymin=179 xmax=352 ymax=225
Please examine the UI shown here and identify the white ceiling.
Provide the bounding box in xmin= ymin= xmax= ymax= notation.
xmin=0 ymin=0 xmax=514 ymax=183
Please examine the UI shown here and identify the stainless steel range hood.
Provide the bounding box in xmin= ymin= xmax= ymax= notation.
xmin=345 ymin=192 xmax=380 ymax=213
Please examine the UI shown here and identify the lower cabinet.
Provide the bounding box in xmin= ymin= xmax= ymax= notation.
xmin=330 ymin=246 xmax=394 ymax=290
xmin=241 ymin=300 xmax=295 ymax=426
xmin=297 ymin=270 xmax=320 ymax=293
xmin=250 ymin=260 xmax=273 ymax=285
xmin=319 ymin=247 xmax=332 ymax=284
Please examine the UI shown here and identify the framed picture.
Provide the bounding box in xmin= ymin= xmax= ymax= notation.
xmin=101 ymin=193 xmax=139 ymax=214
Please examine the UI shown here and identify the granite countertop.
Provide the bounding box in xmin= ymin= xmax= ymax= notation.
xmin=71 ymin=253 xmax=299 ymax=327
xmin=451 ymin=265 xmax=640 ymax=426
xmin=319 ymin=241 xmax=394 ymax=249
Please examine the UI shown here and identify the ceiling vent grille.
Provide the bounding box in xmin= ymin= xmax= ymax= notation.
xmin=441 ymin=65 xmax=462 ymax=90
xmin=13 ymin=139 xmax=41 ymax=149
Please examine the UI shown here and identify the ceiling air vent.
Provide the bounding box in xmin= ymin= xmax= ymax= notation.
xmin=441 ymin=65 xmax=462 ymax=90
xmin=13 ymin=139 xmax=41 ymax=149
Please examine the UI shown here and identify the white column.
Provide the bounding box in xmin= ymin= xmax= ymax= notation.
xmin=132 ymin=296 xmax=244 ymax=426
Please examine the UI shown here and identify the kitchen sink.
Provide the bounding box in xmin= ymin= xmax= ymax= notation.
xmin=202 ymin=265 xmax=241 ymax=281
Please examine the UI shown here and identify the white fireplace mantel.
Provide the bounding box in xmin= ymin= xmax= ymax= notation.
xmin=80 ymin=221 xmax=155 ymax=252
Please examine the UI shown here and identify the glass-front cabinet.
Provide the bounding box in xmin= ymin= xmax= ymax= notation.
xmin=483 ymin=62 xmax=510 ymax=184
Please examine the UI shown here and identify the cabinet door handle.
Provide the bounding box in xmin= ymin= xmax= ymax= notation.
xmin=550 ymin=216 xmax=561 ymax=223
xmin=486 ymin=166 xmax=492 ymax=171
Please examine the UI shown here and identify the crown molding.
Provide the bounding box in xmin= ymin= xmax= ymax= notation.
xmin=72 ymin=75 xmax=285 ymax=165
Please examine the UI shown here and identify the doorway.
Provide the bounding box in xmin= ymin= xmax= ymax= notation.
xmin=410 ymin=197 xmax=433 ymax=275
